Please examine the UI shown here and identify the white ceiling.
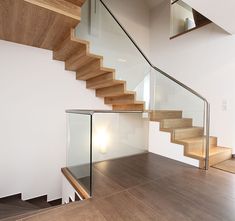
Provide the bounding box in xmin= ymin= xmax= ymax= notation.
xmin=145 ymin=0 xmax=165 ymax=8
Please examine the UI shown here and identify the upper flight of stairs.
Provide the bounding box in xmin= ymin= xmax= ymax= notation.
xmin=150 ymin=110 xmax=232 ymax=168
xmin=0 ymin=0 xmax=145 ymax=111
xmin=53 ymin=28 xmax=145 ymax=111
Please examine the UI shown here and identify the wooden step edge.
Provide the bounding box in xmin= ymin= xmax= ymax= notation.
xmin=102 ymin=91 xmax=136 ymax=98
xmin=150 ymin=110 xmax=183 ymax=121
xmin=61 ymin=168 xmax=90 ymax=200
xmin=76 ymin=64 xmax=115 ymax=81
xmin=87 ymin=80 xmax=126 ymax=89
xmin=105 ymin=97 xmax=136 ymax=105
xmin=174 ymin=136 xmax=217 ymax=145
xmin=151 ymin=110 xmax=183 ymax=113
xmin=112 ymin=103 xmax=145 ymax=111
xmin=65 ymin=0 xmax=86 ymax=7
xmin=25 ymin=0 xmax=81 ymax=20
xmin=160 ymin=126 xmax=202 ymax=133
xmin=185 ymin=146 xmax=232 ymax=160
xmin=100 ymin=67 xmax=116 ymax=73
xmin=86 ymin=53 xmax=103 ymax=61
xmin=53 ymin=28 xmax=89 ymax=56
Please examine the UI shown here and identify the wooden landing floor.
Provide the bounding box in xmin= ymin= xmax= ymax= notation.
xmin=212 ymin=158 xmax=235 ymax=174
xmin=22 ymin=153 xmax=235 ymax=221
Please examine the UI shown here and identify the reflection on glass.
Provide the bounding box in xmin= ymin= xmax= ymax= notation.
xmin=67 ymin=113 xmax=92 ymax=195
xmin=76 ymin=0 xmax=151 ymax=109
xmin=170 ymin=0 xmax=210 ymax=38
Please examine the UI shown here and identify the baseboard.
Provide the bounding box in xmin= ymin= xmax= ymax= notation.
xmin=0 ymin=193 xmax=22 ymax=200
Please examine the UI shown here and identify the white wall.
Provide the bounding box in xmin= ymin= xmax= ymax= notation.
xmin=102 ymin=0 xmax=150 ymax=57
xmin=62 ymin=175 xmax=82 ymax=204
xmin=150 ymin=1 xmax=235 ymax=153
xmin=0 ymin=40 xmax=109 ymax=201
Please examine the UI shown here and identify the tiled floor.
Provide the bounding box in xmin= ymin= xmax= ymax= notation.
xmin=21 ymin=153 xmax=235 ymax=221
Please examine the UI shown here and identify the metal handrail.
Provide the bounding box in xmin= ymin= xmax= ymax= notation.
xmin=99 ymin=0 xmax=210 ymax=169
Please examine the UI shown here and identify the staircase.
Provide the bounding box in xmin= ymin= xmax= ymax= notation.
xmin=150 ymin=110 xmax=232 ymax=168
xmin=0 ymin=194 xmax=63 ymax=220
xmin=53 ymin=29 xmax=145 ymax=111
xmin=0 ymin=0 xmax=232 ymax=167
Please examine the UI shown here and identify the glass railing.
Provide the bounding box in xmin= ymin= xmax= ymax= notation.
xmin=66 ymin=110 xmax=148 ymax=197
xmin=75 ymin=0 xmax=151 ymax=109
xmin=67 ymin=112 xmax=92 ymax=196
xmin=74 ymin=0 xmax=210 ymax=169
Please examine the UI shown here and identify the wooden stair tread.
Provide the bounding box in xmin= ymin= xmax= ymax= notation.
xmin=150 ymin=110 xmax=182 ymax=121
xmin=65 ymin=51 xmax=103 ymax=71
xmin=105 ymin=94 xmax=136 ymax=105
xmin=112 ymin=103 xmax=145 ymax=111
xmin=77 ymin=60 xmax=115 ymax=80
xmin=53 ymin=29 xmax=89 ymax=61
xmin=186 ymin=146 xmax=232 ymax=160
xmin=160 ymin=118 xmax=192 ymax=129
xmin=27 ymin=196 xmax=51 ymax=209
xmin=88 ymin=80 xmax=126 ymax=89
xmin=65 ymin=0 xmax=86 ymax=7
xmin=161 ymin=126 xmax=203 ymax=132
xmin=176 ymin=136 xmax=217 ymax=144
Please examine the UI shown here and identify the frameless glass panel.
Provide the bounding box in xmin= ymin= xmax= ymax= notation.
xmin=150 ymin=68 xmax=206 ymax=157
xmin=67 ymin=113 xmax=92 ymax=196
xmin=76 ymin=0 xmax=151 ymax=109
xmin=92 ymin=113 xmax=148 ymax=162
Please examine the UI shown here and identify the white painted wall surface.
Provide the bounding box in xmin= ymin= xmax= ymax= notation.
xmin=0 ymin=40 xmax=109 ymax=201
xmin=150 ymin=1 xmax=235 ymax=153
xmin=62 ymin=175 xmax=82 ymax=204
xmin=102 ymin=0 xmax=150 ymax=57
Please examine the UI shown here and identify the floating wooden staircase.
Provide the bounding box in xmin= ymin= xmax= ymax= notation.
xmin=0 ymin=0 xmax=232 ymax=168
xmin=150 ymin=110 xmax=232 ymax=168
xmin=0 ymin=0 xmax=145 ymax=111
xmin=53 ymin=28 xmax=145 ymax=111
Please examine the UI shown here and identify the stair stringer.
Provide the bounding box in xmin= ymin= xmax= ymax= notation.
xmin=148 ymin=121 xmax=200 ymax=167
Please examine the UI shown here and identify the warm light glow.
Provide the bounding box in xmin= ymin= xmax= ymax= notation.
xmin=94 ymin=128 xmax=109 ymax=154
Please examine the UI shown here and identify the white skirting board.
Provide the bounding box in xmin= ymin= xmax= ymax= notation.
xmin=148 ymin=121 xmax=200 ymax=167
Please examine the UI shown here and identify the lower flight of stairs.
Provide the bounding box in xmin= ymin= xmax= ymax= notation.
xmin=150 ymin=110 xmax=232 ymax=169
xmin=0 ymin=194 xmax=63 ymax=220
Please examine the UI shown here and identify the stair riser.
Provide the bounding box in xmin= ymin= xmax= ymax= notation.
xmin=53 ymin=29 xmax=88 ymax=61
xmin=185 ymin=137 xmax=218 ymax=153
xmin=96 ymin=84 xmax=125 ymax=97
xmin=199 ymin=150 xmax=232 ymax=168
xmin=112 ymin=104 xmax=144 ymax=111
xmin=76 ymin=60 xmax=105 ymax=80
xmin=86 ymin=73 xmax=115 ymax=89
xmin=150 ymin=111 xmax=182 ymax=121
xmin=172 ymin=128 xmax=204 ymax=140
xmin=65 ymin=52 xmax=102 ymax=71
xmin=105 ymin=95 xmax=135 ymax=105
xmin=160 ymin=119 xmax=192 ymax=129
